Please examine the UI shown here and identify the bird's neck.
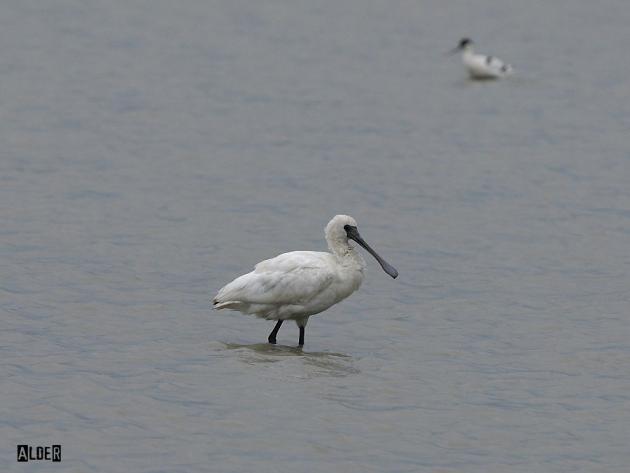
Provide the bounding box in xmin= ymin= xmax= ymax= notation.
xmin=330 ymin=243 xmax=366 ymax=271
xmin=462 ymin=47 xmax=475 ymax=59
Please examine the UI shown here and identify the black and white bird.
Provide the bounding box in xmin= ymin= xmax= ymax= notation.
xmin=450 ymin=38 xmax=513 ymax=80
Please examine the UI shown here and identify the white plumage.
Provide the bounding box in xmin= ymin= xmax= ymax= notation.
xmin=213 ymin=215 xmax=398 ymax=346
xmin=451 ymin=38 xmax=513 ymax=80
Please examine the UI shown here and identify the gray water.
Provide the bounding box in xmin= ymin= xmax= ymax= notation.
xmin=2 ymin=1 xmax=630 ymax=472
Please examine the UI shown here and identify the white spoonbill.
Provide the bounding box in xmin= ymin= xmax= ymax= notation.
xmin=213 ymin=215 xmax=398 ymax=346
xmin=450 ymin=38 xmax=513 ymax=80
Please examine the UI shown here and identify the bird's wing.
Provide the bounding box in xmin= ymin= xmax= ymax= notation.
xmin=486 ymin=55 xmax=511 ymax=74
xmin=214 ymin=251 xmax=336 ymax=306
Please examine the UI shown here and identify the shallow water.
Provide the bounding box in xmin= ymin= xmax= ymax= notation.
xmin=2 ymin=0 xmax=630 ymax=472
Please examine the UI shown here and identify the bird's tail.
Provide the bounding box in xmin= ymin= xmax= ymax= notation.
xmin=212 ymin=300 xmax=242 ymax=310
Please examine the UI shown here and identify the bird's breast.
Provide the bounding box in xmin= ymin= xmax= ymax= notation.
xmin=335 ymin=263 xmax=364 ymax=296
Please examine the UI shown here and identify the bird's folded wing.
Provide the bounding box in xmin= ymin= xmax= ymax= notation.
xmin=215 ymin=252 xmax=336 ymax=305
xmin=486 ymin=56 xmax=507 ymax=72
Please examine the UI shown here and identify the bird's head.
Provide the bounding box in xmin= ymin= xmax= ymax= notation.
xmin=325 ymin=215 xmax=358 ymax=247
xmin=448 ymin=38 xmax=474 ymax=55
xmin=459 ymin=38 xmax=473 ymax=49
xmin=325 ymin=215 xmax=398 ymax=279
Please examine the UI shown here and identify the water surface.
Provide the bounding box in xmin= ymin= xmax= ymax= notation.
xmin=2 ymin=1 xmax=630 ymax=472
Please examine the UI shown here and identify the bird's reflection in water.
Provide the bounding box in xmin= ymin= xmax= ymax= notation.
xmin=220 ymin=342 xmax=359 ymax=378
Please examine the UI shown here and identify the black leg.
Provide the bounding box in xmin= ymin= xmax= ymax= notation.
xmin=298 ymin=326 xmax=305 ymax=346
xmin=268 ymin=320 xmax=283 ymax=344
